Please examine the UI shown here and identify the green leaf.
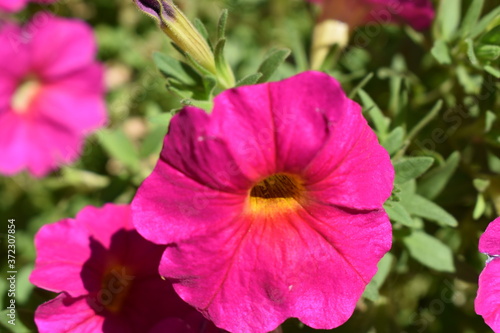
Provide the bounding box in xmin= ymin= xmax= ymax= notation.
xmin=385 ymin=202 xmax=416 ymax=227
xmin=96 ymin=129 xmax=140 ymax=171
xmin=236 ymin=73 xmax=263 ymax=86
xmin=193 ymin=18 xmax=211 ymax=49
xmin=348 ymin=72 xmax=374 ymax=99
xmin=402 ymin=194 xmax=458 ymax=227
xmin=363 ymin=253 xmax=394 ymax=301
xmin=466 ymin=38 xmax=479 ymax=65
xmin=435 ymin=0 xmax=461 ymax=41
xmin=394 ymin=157 xmax=434 ymax=184
xmin=382 ymin=127 xmax=405 ymax=155
xmin=217 ymin=9 xmax=228 ymax=40
xmin=473 ymin=178 xmax=490 ymax=192
xmin=473 ymin=193 xmax=487 ymax=219
xmin=471 ymin=6 xmax=500 ymax=39
xmin=358 ymin=89 xmax=390 ymax=136
xmin=459 ymin=0 xmax=485 ymax=37
xmin=485 ymin=110 xmax=497 ymax=133
xmin=484 ymin=65 xmax=500 ymax=78
xmin=403 ymin=230 xmax=455 ymax=272
xmin=153 ymin=52 xmax=201 ymax=86
xmin=140 ymin=125 xmax=169 ymax=158
xmin=418 ymin=152 xmax=461 ymax=199
xmin=480 ymin=25 xmax=500 ymax=45
xmin=431 ymin=40 xmax=452 ymax=64
xmin=256 ymin=49 xmax=291 ymax=83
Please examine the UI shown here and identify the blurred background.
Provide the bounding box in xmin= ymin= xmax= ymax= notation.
xmin=1 ymin=0 xmax=499 ymax=332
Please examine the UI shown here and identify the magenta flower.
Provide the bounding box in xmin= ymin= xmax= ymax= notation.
xmin=0 ymin=13 xmax=106 ymax=177
xmin=132 ymin=71 xmax=394 ymax=332
xmin=30 ymin=204 xmax=219 ymax=333
xmin=476 ymin=217 xmax=500 ymax=332
xmin=0 ymin=0 xmax=57 ymax=13
xmin=311 ymin=0 xmax=435 ymax=31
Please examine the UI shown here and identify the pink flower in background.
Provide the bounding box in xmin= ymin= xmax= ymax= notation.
xmin=0 ymin=0 xmax=57 ymax=13
xmin=311 ymin=0 xmax=435 ymax=31
xmin=0 ymin=13 xmax=106 ymax=177
xmin=132 ymin=71 xmax=394 ymax=333
xmin=30 ymin=204 xmax=219 ymax=333
xmin=476 ymin=217 xmax=500 ymax=332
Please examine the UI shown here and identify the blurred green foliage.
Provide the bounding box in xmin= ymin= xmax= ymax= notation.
xmin=1 ymin=0 xmax=499 ymax=332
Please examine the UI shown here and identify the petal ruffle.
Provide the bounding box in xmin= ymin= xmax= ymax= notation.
xmin=479 ymin=217 xmax=500 ymax=255
xmin=29 ymin=14 xmax=97 ymax=79
xmin=476 ymin=259 xmax=500 ymax=332
xmin=30 ymin=218 xmax=96 ymax=296
xmin=160 ymin=205 xmax=390 ymax=332
xmin=304 ymin=109 xmax=394 ymax=210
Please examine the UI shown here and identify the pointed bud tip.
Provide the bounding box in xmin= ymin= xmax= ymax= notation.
xmin=134 ymin=0 xmax=175 ymax=22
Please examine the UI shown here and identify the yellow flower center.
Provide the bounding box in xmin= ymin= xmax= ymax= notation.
xmin=11 ymin=79 xmax=41 ymax=114
xmin=97 ymin=265 xmax=135 ymax=314
xmin=248 ymin=173 xmax=305 ymax=216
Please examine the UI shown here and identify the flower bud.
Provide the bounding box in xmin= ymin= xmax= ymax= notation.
xmin=134 ymin=0 xmax=216 ymax=75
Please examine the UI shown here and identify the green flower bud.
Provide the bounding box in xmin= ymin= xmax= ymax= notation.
xmin=134 ymin=0 xmax=216 ymax=75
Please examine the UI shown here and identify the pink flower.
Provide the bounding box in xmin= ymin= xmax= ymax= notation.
xmin=0 ymin=0 xmax=57 ymax=13
xmin=311 ymin=0 xmax=435 ymax=31
xmin=0 ymin=13 xmax=106 ymax=177
xmin=30 ymin=204 xmax=219 ymax=333
xmin=475 ymin=217 xmax=500 ymax=332
xmin=132 ymin=71 xmax=394 ymax=332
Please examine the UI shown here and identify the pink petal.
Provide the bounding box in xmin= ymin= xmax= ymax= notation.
xmin=160 ymin=206 xmax=390 ymax=332
xmin=476 ymin=259 xmax=500 ymax=332
xmin=76 ymin=204 xmax=133 ymax=249
xmin=479 ymin=217 xmax=500 ymax=255
xmin=0 ymin=22 xmax=30 ymax=78
xmin=149 ymin=319 xmax=197 ymax=333
xmin=36 ymin=64 xmax=107 ymax=133
xmin=132 ymin=159 xmax=247 ymax=244
xmin=0 ymin=110 xmax=81 ymax=177
xmin=304 ymin=107 xmax=394 ymax=210
xmin=30 ymin=218 xmax=96 ymax=296
xmin=29 ymin=13 xmax=97 ymax=79
xmin=0 ymin=0 xmax=27 ymax=12
xmin=34 ymin=294 xmax=106 ymax=333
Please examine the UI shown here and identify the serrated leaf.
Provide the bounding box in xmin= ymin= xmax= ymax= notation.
xmin=403 ymin=231 xmax=455 ymax=272
xmin=459 ymin=0 xmax=484 ymax=37
xmin=236 ymin=73 xmax=263 ymax=86
xmin=257 ymin=49 xmax=291 ymax=83
xmin=431 ymin=40 xmax=452 ymax=64
xmin=358 ymin=89 xmax=390 ymax=136
xmin=394 ymin=157 xmax=434 ymax=184
xmin=96 ymin=129 xmax=140 ymax=171
xmin=402 ymin=194 xmax=458 ymax=227
xmin=385 ymin=202 xmax=416 ymax=227
xmin=418 ymin=152 xmax=461 ymax=199
xmin=382 ymin=127 xmax=405 ymax=155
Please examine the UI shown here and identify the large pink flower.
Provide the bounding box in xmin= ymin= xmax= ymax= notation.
xmin=132 ymin=71 xmax=394 ymax=332
xmin=311 ymin=0 xmax=435 ymax=31
xmin=0 ymin=0 xmax=56 ymax=13
xmin=30 ymin=204 xmax=219 ymax=333
xmin=476 ymin=217 xmax=500 ymax=332
xmin=0 ymin=13 xmax=106 ymax=177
